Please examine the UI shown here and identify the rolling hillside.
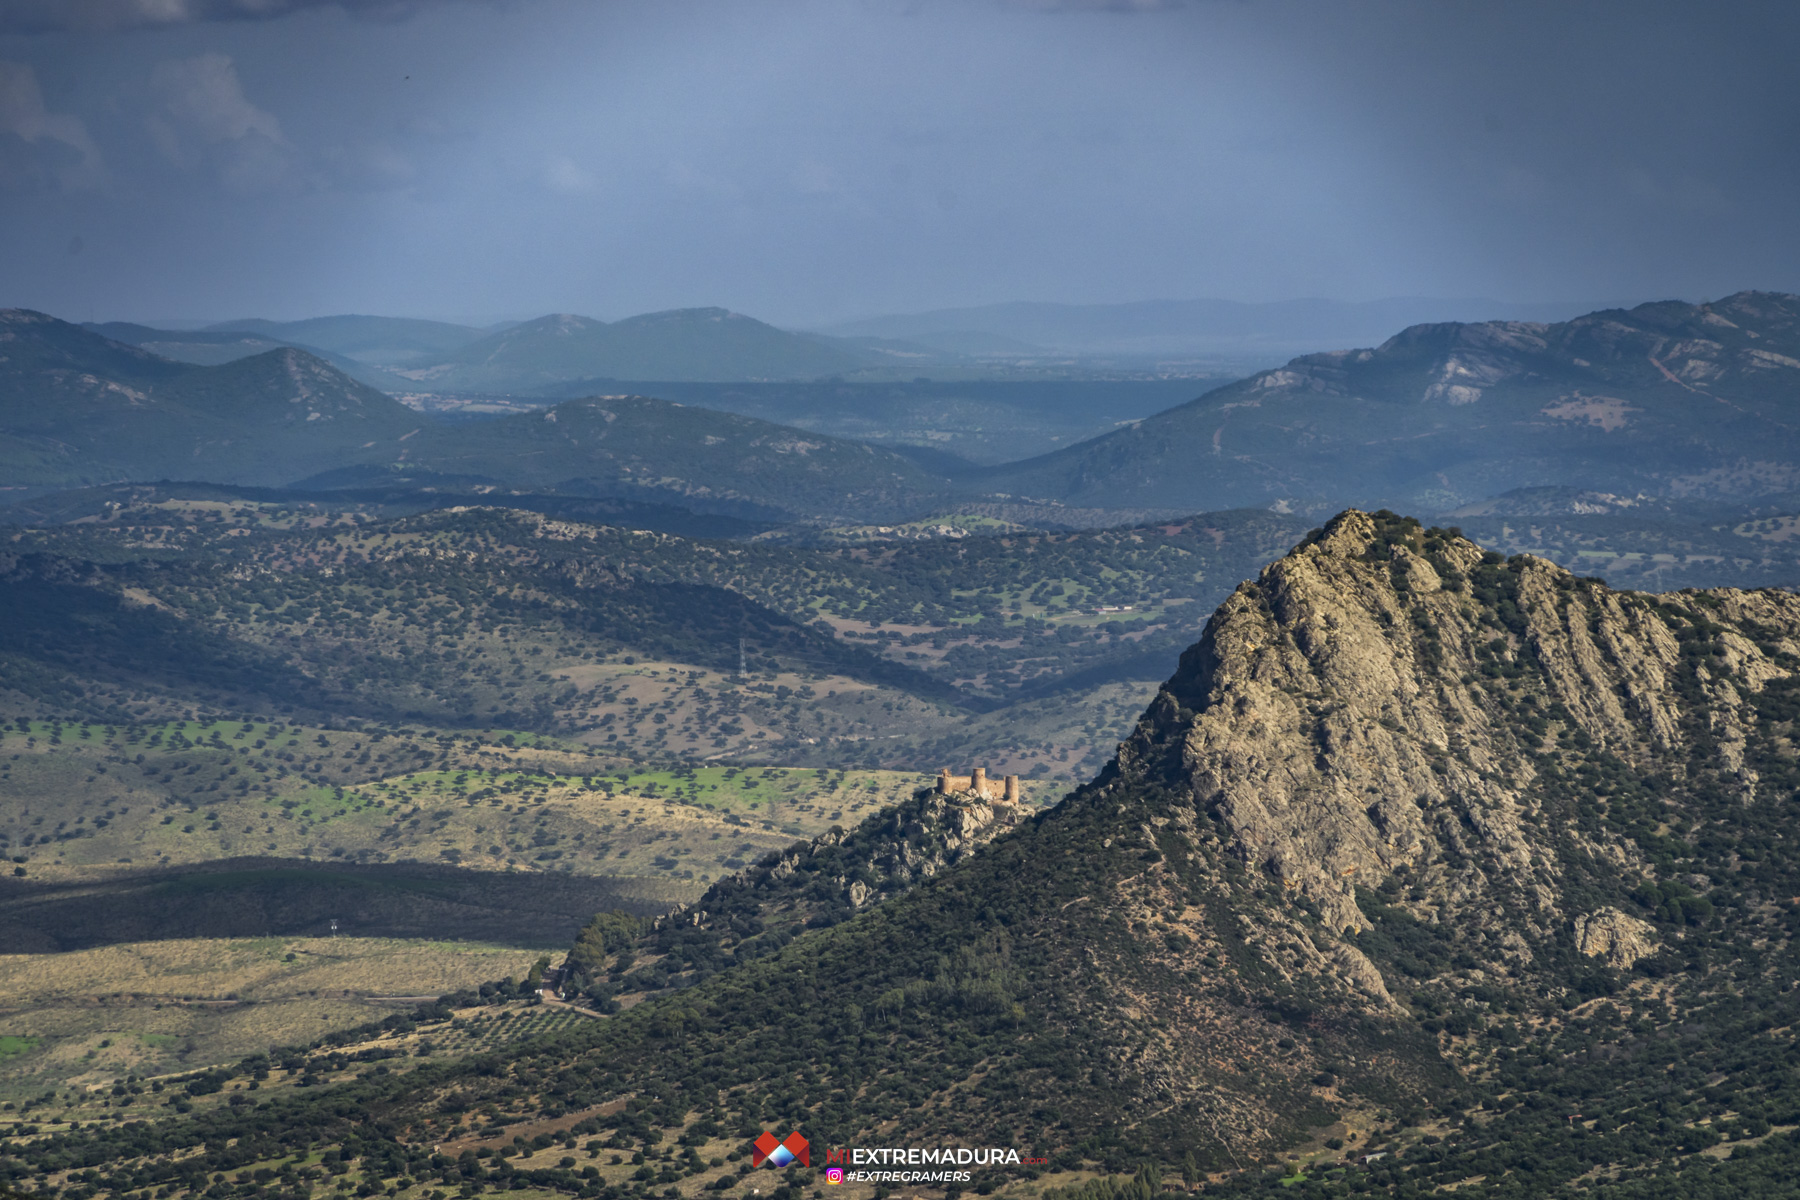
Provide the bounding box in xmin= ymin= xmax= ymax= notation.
xmin=315 ymin=393 xmax=958 ymax=523
xmin=0 ymin=498 xmax=1308 ymax=779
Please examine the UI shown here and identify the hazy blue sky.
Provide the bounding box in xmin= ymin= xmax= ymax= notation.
xmin=1 ymin=0 xmax=1796 ymax=326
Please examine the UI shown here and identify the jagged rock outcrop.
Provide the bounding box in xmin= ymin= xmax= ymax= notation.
xmin=1574 ymin=907 xmax=1658 ymax=968
xmin=1101 ymin=508 xmax=1796 ymax=989
xmin=569 ymin=788 xmax=1025 ymax=996
xmin=673 ymin=787 xmax=1020 ymax=930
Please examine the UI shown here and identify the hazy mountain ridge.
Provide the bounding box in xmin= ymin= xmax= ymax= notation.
xmin=527 ymin=377 xmax=1212 ymax=466
xmin=396 ymin=308 xmax=884 ymax=388
xmin=204 ymin=314 xmax=493 ymax=365
xmin=0 ymin=313 xmax=963 ymax=521
xmin=23 ymin=294 xmax=1800 ymax=536
xmin=826 ymin=296 xmax=1612 ymax=357
xmin=0 ymin=310 xmax=424 ymax=490
xmin=84 ymin=309 xmax=963 ymax=392
xmin=86 ymin=320 xmax=420 ymax=392
xmin=989 ymin=290 xmax=1800 ymax=516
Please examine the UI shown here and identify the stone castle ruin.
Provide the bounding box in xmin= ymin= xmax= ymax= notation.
xmin=935 ymin=765 xmax=1021 ymax=805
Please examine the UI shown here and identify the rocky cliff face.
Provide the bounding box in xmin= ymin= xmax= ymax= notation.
xmin=1098 ymin=508 xmax=1799 ymax=1006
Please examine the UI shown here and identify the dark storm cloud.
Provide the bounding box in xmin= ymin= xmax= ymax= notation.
xmin=0 ymin=0 xmax=1796 ymax=325
xmin=1006 ymin=1 xmax=1191 ymax=9
xmin=0 ymin=0 xmax=446 ymax=35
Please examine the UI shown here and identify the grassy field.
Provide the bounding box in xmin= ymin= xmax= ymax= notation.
xmin=0 ymin=719 xmax=950 ymax=888
xmin=0 ymin=711 xmax=1054 ymax=1115
xmin=0 ymin=936 xmax=546 ymax=1100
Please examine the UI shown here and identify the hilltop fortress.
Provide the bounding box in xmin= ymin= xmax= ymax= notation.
xmin=935 ymin=765 xmax=1021 ymax=805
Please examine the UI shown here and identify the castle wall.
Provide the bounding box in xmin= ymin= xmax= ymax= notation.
xmin=935 ymin=766 xmax=1021 ymax=804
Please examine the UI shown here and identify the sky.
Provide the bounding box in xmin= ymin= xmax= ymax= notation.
xmin=0 ymin=0 xmax=1797 ymax=327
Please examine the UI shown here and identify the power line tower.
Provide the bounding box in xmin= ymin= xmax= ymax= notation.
xmin=738 ymin=637 xmax=747 ymax=680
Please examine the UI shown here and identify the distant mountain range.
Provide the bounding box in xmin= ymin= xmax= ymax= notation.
xmin=2 ymin=311 xmax=950 ymax=522
xmin=204 ymin=314 xmax=499 ymax=365
xmin=15 ymin=292 xmax=1800 ymax=530
xmin=84 ymin=321 xmax=419 ymax=393
xmin=988 ymin=290 xmax=1800 ymax=515
xmin=90 ymin=308 xmax=974 ymax=391
xmin=82 ymin=296 xmax=1638 ymax=398
xmin=825 ymin=295 xmax=1614 ymax=358
xmin=394 ymin=308 xmax=882 ymax=388
xmin=0 ymin=310 xmax=421 ymax=491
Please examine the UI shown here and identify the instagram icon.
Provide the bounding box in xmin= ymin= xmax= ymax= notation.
xmin=825 ymin=1168 xmax=845 ymax=1185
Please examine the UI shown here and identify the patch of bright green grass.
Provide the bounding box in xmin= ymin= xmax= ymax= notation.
xmin=592 ymin=766 xmax=928 ymax=814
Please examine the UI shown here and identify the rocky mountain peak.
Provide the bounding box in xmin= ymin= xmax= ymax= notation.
xmin=1101 ymin=508 xmax=1798 ymax=987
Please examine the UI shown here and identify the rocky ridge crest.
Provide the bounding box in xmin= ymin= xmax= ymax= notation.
xmin=672 ymin=785 xmax=1019 ymax=933
xmin=565 ymin=786 xmax=1023 ymax=999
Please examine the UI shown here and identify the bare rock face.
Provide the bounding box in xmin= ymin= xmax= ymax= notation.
xmin=1098 ymin=508 xmax=1798 ymax=1006
xmin=863 ymin=790 xmax=1019 ymax=889
xmin=722 ymin=789 xmax=1016 ymax=917
xmin=1574 ymin=908 xmax=1658 ymax=968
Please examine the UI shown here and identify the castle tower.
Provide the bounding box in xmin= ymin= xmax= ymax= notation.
xmin=971 ymin=767 xmax=987 ymax=797
xmin=1003 ymin=775 xmax=1020 ymax=804
xmin=937 ymin=767 xmax=952 ymax=795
